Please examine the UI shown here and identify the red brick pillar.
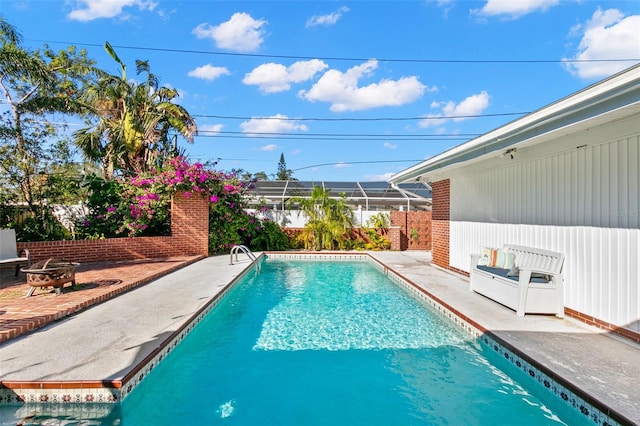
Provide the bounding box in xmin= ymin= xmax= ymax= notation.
xmin=171 ymin=192 xmax=209 ymax=256
xmin=390 ymin=211 xmax=408 ymax=250
xmin=388 ymin=226 xmax=402 ymax=251
xmin=431 ymin=180 xmax=450 ymax=269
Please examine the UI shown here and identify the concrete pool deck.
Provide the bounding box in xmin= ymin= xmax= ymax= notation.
xmin=0 ymin=251 xmax=638 ymax=424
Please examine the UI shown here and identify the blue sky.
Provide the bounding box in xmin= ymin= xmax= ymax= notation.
xmin=2 ymin=0 xmax=639 ymax=181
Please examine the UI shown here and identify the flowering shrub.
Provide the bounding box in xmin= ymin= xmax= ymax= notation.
xmin=77 ymin=156 xmax=290 ymax=253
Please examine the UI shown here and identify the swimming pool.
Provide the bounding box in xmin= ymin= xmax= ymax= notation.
xmin=0 ymin=255 xmax=616 ymax=425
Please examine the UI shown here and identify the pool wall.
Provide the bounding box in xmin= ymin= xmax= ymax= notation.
xmin=0 ymin=252 xmax=627 ymax=426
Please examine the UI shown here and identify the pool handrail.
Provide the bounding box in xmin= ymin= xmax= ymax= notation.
xmin=230 ymin=245 xmax=257 ymax=265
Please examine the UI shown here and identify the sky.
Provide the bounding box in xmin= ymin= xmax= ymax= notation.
xmin=2 ymin=0 xmax=639 ymax=182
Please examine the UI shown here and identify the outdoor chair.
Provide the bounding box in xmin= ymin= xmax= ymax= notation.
xmin=0 ymin=229 xmax=30 ymax=276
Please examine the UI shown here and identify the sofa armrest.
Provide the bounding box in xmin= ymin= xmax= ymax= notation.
xmin=518 ymin=267 xmax=562 ymax=287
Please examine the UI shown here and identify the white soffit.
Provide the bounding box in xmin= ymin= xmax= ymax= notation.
xmin=389 ymin=64 xmax=640 ymax=184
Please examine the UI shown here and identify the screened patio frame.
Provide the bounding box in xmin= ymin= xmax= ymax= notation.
xmin=246 ymin=180 xmax=431 ymax=211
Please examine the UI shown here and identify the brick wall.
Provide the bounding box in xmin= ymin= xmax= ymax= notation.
xmin=388 ymin=226 xmax=401 ymax=251
xmin=17 ymin=192 xmax=210 ymax=263
xmin=390 ymin=211 xmax=432 ymax=251
xmin=431 ymin=180 xmax=450 ymax=269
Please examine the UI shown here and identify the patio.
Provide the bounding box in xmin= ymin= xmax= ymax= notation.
xmin=0 ymin=256 xmax=202 ymax=343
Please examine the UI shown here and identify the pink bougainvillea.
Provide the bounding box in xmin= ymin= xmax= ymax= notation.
xmin=79 ymin=156 xmax=289 ymax=252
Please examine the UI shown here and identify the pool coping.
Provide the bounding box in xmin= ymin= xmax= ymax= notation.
xmin=0 ymin=252 xmax=635 ymax=425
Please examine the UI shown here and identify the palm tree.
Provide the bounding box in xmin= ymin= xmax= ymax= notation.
xmin=74 ymin=42 xmax=197 ymax=179
xmin=290 ymin=185 xmax=354 ymax=250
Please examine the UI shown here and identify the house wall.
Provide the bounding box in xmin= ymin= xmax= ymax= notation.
xmin=434 ymin=114 xmax=640 ymax=338
xmin=17 ymin=192 xmax=210 ymax=263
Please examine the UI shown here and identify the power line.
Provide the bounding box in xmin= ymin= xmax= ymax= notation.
xmin=199 ymin=130 xmax=481 ymax=138
xmin=194 ymin=112 xmax=528 ymax=121
xmin=292 ymin=160 xmax=424 ymax=171
xmin=196 ymin=134 xmax=471 ymax=141
xmin=30 ymin=39 xmax=640 ymax=64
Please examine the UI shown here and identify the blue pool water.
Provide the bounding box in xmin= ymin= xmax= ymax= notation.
xmin=4 ymin=259 xmax=590 ymax=425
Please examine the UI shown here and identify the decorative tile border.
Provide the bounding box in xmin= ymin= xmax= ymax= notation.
xmin=266 ymin=251 xmax=369 ymax=262
xmin=0 ymin=253 xmax=625 ymax=426
xmin=0 ymin=386 xmax=119 ymax=406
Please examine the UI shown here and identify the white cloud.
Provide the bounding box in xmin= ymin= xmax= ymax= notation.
xmin=260 ymin=144 xmax=278 ymax=151
xmin=243 ymin=60 xmax=328 ymax=93
xmin=419 ymin=91 xmax=490 ymax=128
xmin=299 ymin=60 xmax=430 ymax=112
xmin=563 ymin=9 xmax=640 ymax=79
xmin=199 ymin=124 xmax=224 ymax=134
xmin=68 ymin=0 xmax=157 ymax=21
xmin=240 ymin=114 xmax=309 ymax=135
xmin=193 ymin=12 xmax=266 ymax=52
xmin=383 ymin=143 xmax=397 ymax=149
xmin=334 ymin=162 xmax=350 ymax=168
xmin=472 ymin=0 xmax=559 ymax=19
xmin=306 ymin=6 xmax=350 ymax=28
xmin=365 ymin=172 xmax=396 ymax=181
xmin=187 ymin=64 xmax=231 ymax=81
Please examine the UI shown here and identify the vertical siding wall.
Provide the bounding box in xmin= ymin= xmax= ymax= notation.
xmin=448 ymin=123 xmax=640 ymax=335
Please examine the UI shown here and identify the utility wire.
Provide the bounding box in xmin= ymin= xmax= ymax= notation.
xmin=30 ymin=39 xmax=640 ymax=64
xmin=196 ymin=134 xmax=471 ymax=141
xmin=292 ymin=160 xmax=424 ymax=171
xmin=199 ymin=130 xmax=481 ymax=138
xmin=194 ymin=112 xmax=528 ymax=121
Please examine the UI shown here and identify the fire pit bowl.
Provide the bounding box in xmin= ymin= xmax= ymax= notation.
xmin=21 ymin=258 xmax=80 ymax=297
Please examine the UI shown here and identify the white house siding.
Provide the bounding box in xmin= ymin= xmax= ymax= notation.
xmin=446 ymin=114 xmax=640 ymax=333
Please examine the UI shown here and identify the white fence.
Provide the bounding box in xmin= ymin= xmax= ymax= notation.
xmin=247 ymin=208 xmax=387 ymax=228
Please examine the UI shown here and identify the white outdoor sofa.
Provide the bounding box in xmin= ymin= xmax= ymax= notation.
xmin=470 ymin=244 xmax=565 ymax=318
xmin=0 ymin=228 xmax=30 ymax=276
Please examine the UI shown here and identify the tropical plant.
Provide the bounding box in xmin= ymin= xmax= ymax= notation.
xmin=409 ymin=227 xmax=419 ymax=242
xmin=367 ymin=212 xmax=390 ymax=231
xmin=361 ymin=212 xmax=391 ymax=251
xmin=289 ymin=185 xmax=354 ymax=250
xmin=73 ymin=42 xmax=196 ymax=179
